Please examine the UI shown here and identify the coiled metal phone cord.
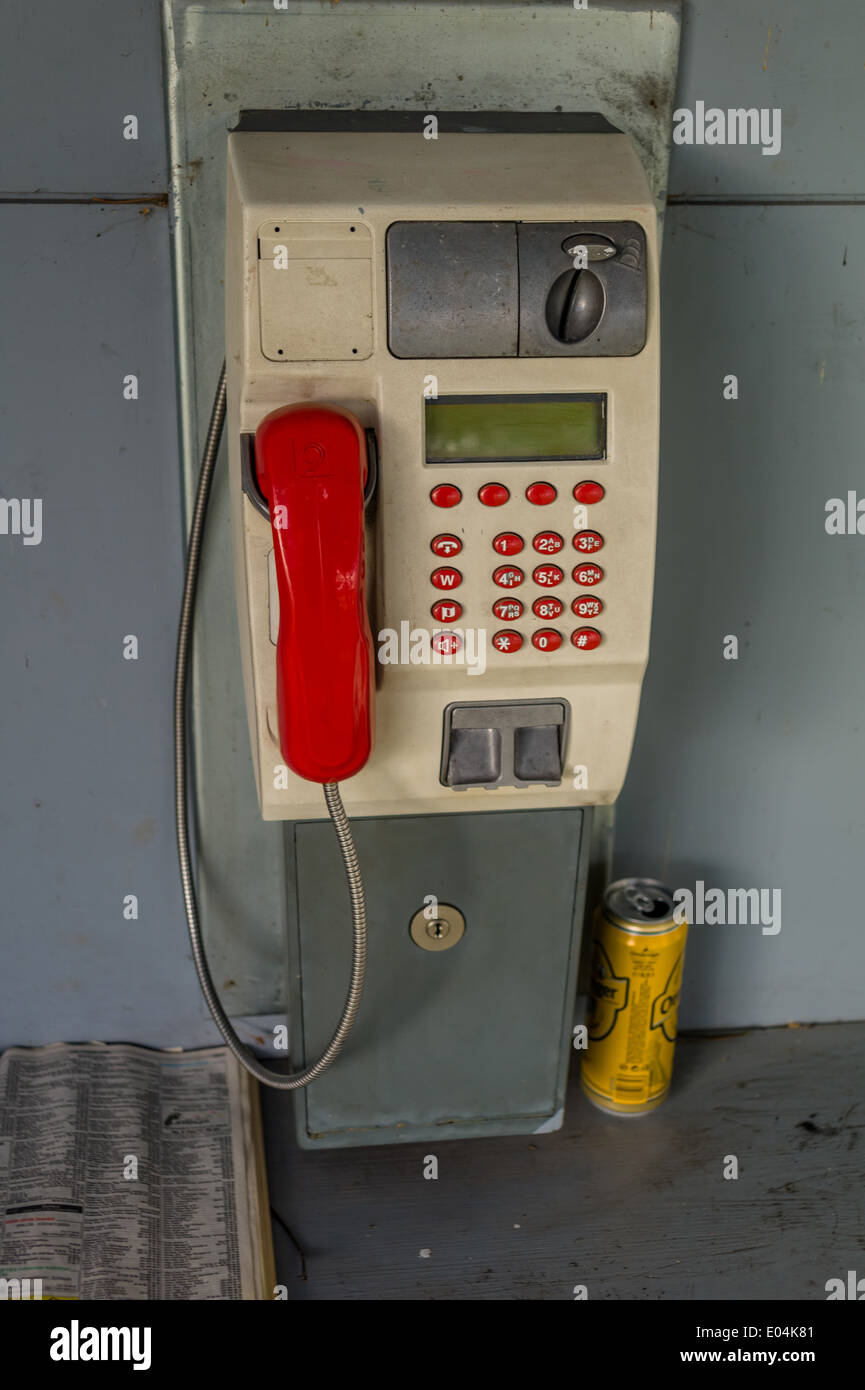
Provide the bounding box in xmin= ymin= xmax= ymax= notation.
xmin=173 ymin=362 xmax=367 ymax=1089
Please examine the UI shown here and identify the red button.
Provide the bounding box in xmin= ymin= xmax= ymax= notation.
xmin=430 ymin=485 xmax=462 ymax=508
xmin=431 ymin=567 xmax=462 ymax=590
xmin=573 ymin=530 xmax=604 ymax=554
xmin=533 ymin=531 xmax=563 ymax=555
xmin=432 ymin=631 xmax=463 ymax=655
xmin=492 ymin=630 xmax=523 ymax=653
xmin=533 ymin=596 xmax=564 ymax=619
xmin=431 ymin=533 xmax=462 ymax=558
xmin=479 ymin=483 xmax=510 ymax=506
xmin=493 ymin=532 xmax=524 ymax=556
xmin=572 ymin=562 xmax=604 ymax=586
xmin=532 ymin=564 xmax=564 ymax=587
xmin=572 ymin=595 xmax=604 ymax=619
xmin=532 ymin=629 xmax=563 ymax=651
xmin=493 ymin=565 xmax=524 ymax=589
xmin=573 ymin=481 xmax=605 ymax=505
xmin=493 ymin=597 xmax=523 ymax=620
xmin=526 ymin=482 xmax=557 ymax=505
xmin=571 ymin=627 xmax=602 ymax=650
xmin=432 ymin=600 xmax=462 ymax=623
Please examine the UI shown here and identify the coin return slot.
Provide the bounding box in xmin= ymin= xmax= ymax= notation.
xmin=442 ymin=700 xmax=568 ymax=789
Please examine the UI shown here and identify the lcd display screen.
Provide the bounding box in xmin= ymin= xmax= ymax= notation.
xmin=425 ymin=394 xmax=606 ymax=464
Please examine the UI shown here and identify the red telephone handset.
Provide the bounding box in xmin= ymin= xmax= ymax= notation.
xmin=254 ymin=404 xmax=374 ymax=784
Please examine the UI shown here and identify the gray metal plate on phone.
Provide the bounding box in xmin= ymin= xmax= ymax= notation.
xmin=287 ymin=807 xmax=590 ymax=1147
xmin=387 ymin=218 xmax=647 ymax=358
xmin=387 ymin=221 xmax=519 ymax=358
xmin=518 ymin=221 xmax=647 ymax=357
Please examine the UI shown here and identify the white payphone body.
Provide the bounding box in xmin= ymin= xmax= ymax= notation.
xmin=176 ymin=113 xmax=662 ymax=1129
xmin=225 ymin=114 xmax=659 ymax=823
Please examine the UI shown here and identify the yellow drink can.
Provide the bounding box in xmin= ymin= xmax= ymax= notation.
xmin=581 ymin=878 xmax=687 ymax=1116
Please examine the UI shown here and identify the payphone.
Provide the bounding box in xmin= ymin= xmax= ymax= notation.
xmin=177 ymin=112 xmax=660 ymax=1144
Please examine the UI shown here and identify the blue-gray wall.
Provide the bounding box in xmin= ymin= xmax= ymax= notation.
xmin=1 ymin=1 xmax=862 ymax=1049
xmin=613 ymin=0 xmax=865 ymax=1027
xmin=0 ymin=1 xmax=214 ymax=1047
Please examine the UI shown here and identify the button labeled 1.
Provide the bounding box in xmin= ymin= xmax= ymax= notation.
xmin=493 ymin=532 xmax=524 ymax=556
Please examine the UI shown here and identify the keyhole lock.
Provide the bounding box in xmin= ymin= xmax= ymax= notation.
xmin=409 ymin=903 xmax=466 ymax=952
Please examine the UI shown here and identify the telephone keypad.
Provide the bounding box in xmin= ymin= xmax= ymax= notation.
xmin=428 ymin=482 xmax=607 ymax=651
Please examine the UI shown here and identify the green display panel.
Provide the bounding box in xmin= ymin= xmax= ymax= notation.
xmin=425 ymin=394 xmax=606 ymax=464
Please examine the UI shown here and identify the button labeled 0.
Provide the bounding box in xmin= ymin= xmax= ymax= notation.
xmin=532 ymin=629 xmax=562 ymax=651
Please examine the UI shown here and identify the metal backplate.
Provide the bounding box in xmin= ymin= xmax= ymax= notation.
xmin=287 ymin=808 xmax=590 ymax=1148
xmin=163 ymin=0 xmax=680 ymax=1020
